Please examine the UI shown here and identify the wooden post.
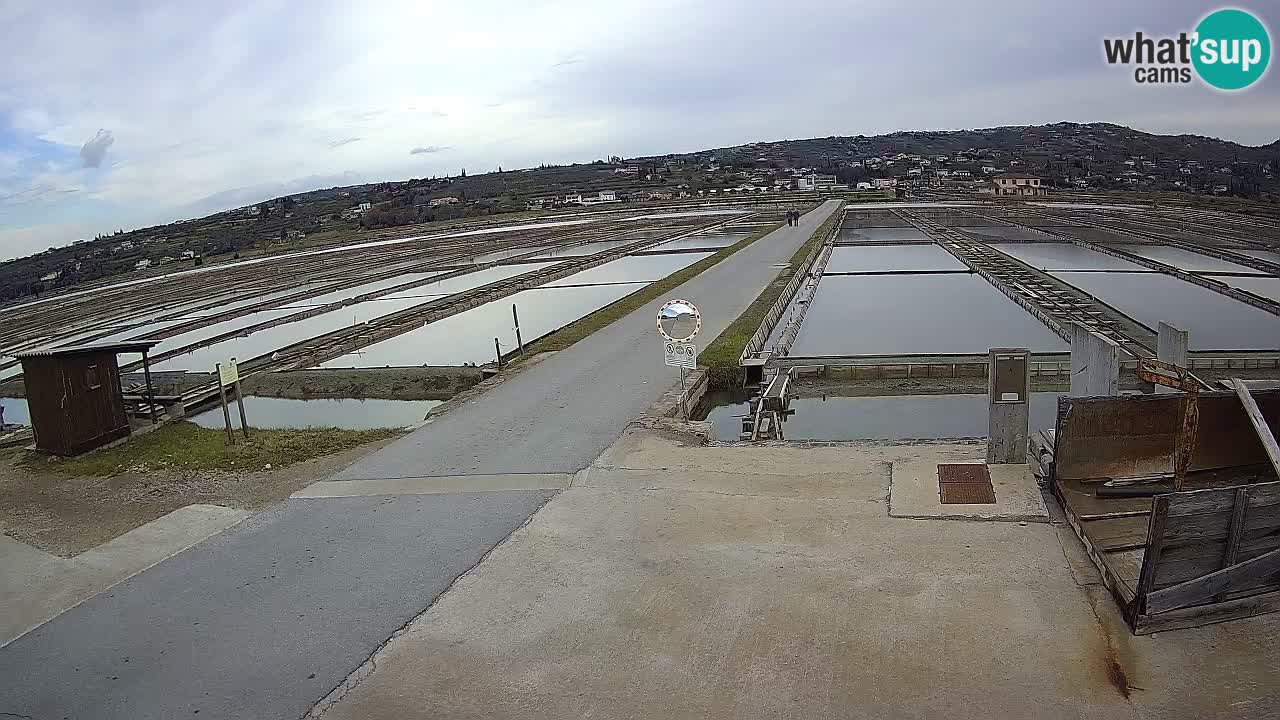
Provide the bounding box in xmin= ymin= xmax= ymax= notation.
xmin=1232 ymin=378 xmax=1280 ymax=480
xmin=494 ymin=338 xmax=503 ymax=369
xmin=513 ymin=304 xmax=524 ymax=355
xmin=232 ymin=369 xmax=249 ymax=441
xmin=1216 ymin=487 xmax=1249 ymax=602
xmin=1131 ymin=495 xmax=1170 ymax=624
xmin=679 ymin=366 xmax=687 ymax=420
xmin=141 ymin=349 xmax=158 ymax=424
xmin=216 ymin=363 xmax=234 ymax=446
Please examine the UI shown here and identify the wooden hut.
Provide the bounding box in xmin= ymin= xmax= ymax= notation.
xmin=15 ymin=341 xmax=160 ymax=456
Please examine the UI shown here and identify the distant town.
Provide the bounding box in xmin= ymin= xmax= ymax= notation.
xmin=3 ymin=121 xmax=1277 ymax=303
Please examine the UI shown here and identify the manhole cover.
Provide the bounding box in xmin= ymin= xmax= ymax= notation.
xmin=938 ymin=463 xmax=996 ymax=505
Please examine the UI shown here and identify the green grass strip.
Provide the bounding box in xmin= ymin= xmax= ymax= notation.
xmin=22 ymin=422 xmax=400 ymax=476
xmin=519 ymin=218 xmax=787 ymax=356
xmin=698 ymin=207 xmax=841 ymax=389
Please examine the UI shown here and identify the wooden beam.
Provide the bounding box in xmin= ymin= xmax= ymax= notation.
xmin=1232 ymin=378 xmax=1280 ymax=481
xmin=1146 ymin=546 xmax=1280 ymax=615
xmin=1216 ymin=487 xmax=1250 ymax=602
xmin=1131 ymin=496 xmax=1170 ymax=624
xmin=1135 ymin=587 xmax=1280 ymax=634
xmin=1222 ymin=488 xmax=1249 ymax=569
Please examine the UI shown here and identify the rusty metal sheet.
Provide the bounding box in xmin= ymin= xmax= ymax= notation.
xmin=938 ymin=464 xmax=996 ymax=504
xmin=939 ymin=463 xmax=991 ymax=485
xmin=940 ymin=482 xmax=997 ymax=504
xmin=1053 ymin=391 xmax=1280 ymax=481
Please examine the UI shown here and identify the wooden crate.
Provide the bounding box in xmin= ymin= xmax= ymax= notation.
xmin=1051 ymin=391 xmax=1280 ymax=634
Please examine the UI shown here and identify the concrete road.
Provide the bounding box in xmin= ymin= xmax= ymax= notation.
xmin=315 ymin=429 xmax=1280 ymax=720
xmin=0 ymin=492 xmax=556 ymax=720
xmin=0 ymin=201 xmax=839 ymax=719
xmin=331 ymin=199 xmax=841 ymax=479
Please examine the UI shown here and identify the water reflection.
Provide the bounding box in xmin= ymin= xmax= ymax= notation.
xmin=791 ymin=274 xmax=1068 ymax=356
xmin=987 ymin=243 xmax=1147 ymax=272
xmin=701 ymin=391 xmax=1062 ymax=442
xmin=825 ymin=245 xmax=966 ymax=273
xmin=152 ymin=265 xmax=547 ymax=372
xmin=190 ymin=396 xmax=441 ymax=430
xmin=0 ymin=397 xmax=30 ymax=425
xmin=324 ymin=282 xmax=648 ymax=367
xmin=837 ymin=227 xmax=927 ymax=243
xmin=1052 ymin=271 xmax=1280 ymax=350
xmin=1111 ymin=244 xmax=1266 ymax=275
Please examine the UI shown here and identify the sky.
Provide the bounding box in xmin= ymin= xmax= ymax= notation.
xmin=1 ymin=0 xmax=1277 ymax=261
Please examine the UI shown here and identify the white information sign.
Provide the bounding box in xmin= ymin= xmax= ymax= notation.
xmin=664 ymin=341 xmax=697 ymax=369
xmin=218 ymin=358 xmax=239 ymax=387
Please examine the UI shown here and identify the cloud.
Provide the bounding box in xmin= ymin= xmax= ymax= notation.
xmin=79 ymin=129 xmax=114 ymax=168
xmin=1 ymin=0 xmax=1276 ymax=259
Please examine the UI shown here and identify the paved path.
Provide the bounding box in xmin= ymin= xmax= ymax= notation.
xmin=0 ymin=492 xmax=557 ymax=720
xmin=0 ymin=201 xmax=839 ymax=720
xmin=332 ymin=199 xmax=841 ymax=479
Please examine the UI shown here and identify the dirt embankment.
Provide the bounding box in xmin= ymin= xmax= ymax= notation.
xmin=245 ymin=367 xmax=484 ymax=401
xmin=790 ymin=366 xmax=1280 ymax=398
xmin=0 ymin=431 xmax=400 ymax=557
xmin=5 ymin=367 xmax=486 ymax=401
xmin=791 ymin=375 xmax=1071 ymax=397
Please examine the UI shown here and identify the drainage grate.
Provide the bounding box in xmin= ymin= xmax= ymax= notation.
xmin=938 ymin=464 xmax=996 ymax=504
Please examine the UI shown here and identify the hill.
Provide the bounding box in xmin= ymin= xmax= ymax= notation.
xmin=4 ymin=121 xmax=1278 ymax=304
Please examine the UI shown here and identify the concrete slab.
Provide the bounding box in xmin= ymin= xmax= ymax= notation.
xmin=889 ymin=456 xmax=1049 ymax=521
xmin=311 ymin=429 xmax=1280 ymax=719
xmin=292 ymin=473 xmax=574 ymax=498
xmin=307 ymin=426 xmax=1280 ymax=719
xmin=72 ymin=504 xmax=253 ymax=573
xmin=313 ymin=434 xmax=1145 ymax=719
xmin=1 ymin=504 xmax=249 ymax=647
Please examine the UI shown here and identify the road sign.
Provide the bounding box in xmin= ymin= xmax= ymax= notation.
xmin=657 ymin=299 xmax=701 ymax=342
xmin=217 ymin=357 xmax=239 ymax=387
xmin=664 ymin=341 xmax=697 ymax=369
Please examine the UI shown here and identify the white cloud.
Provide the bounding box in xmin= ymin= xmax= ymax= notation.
xmin=0 ymin=0 xmax=1275 ymax=256
xmin=79 ymin=129 xmax=114 ymax=167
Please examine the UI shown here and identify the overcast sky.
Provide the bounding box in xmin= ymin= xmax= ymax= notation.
xmin=1 ymin=0 xmax=1276 ymax=260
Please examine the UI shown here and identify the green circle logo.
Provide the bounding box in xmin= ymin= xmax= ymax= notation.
xmin=1193 ymin=8 xmax=1271 ymax=90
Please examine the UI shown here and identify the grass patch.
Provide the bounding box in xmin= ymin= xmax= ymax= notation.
xmin=22 ymin=421 xmax=400 ymax=477
xmin=518 ymin=218 xmax=787 ymax=356
xmin=698 ymin=206 xmax=842 ymax=389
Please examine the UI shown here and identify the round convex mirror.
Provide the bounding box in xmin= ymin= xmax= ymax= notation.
xmin=657 ymin=299 xmax=701 ymax=342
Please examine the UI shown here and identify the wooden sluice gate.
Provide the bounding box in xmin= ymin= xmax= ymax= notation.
xmin=1042 ymin=383 xmax=1280 ymax=634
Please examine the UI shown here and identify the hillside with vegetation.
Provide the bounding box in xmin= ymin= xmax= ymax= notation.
xmin=4 ymin=121 xmax=1278 ymax=305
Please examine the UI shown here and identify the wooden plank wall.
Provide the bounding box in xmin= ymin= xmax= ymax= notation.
xmin=1139 ymin=482 xmax=1280 ymax=616
xmin=21 ymin=352 xmax=130 ymax=456
xmin=1054 ymin=391 xmax=1280 ymax=481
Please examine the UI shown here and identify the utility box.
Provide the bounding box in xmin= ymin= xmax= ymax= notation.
xmin=988 ymin=348 xmax=1030 ymax=464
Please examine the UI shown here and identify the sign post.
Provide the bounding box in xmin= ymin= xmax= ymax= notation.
xmin=217 ymin=358 xmax=249 ymax=442
xmin=215 ymin=362 xmax=235 ymax=446
xmin=228 ymin=357 xmax=250 ymax=440
xmin=657 ymin=299 xmax=702 ymax=420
